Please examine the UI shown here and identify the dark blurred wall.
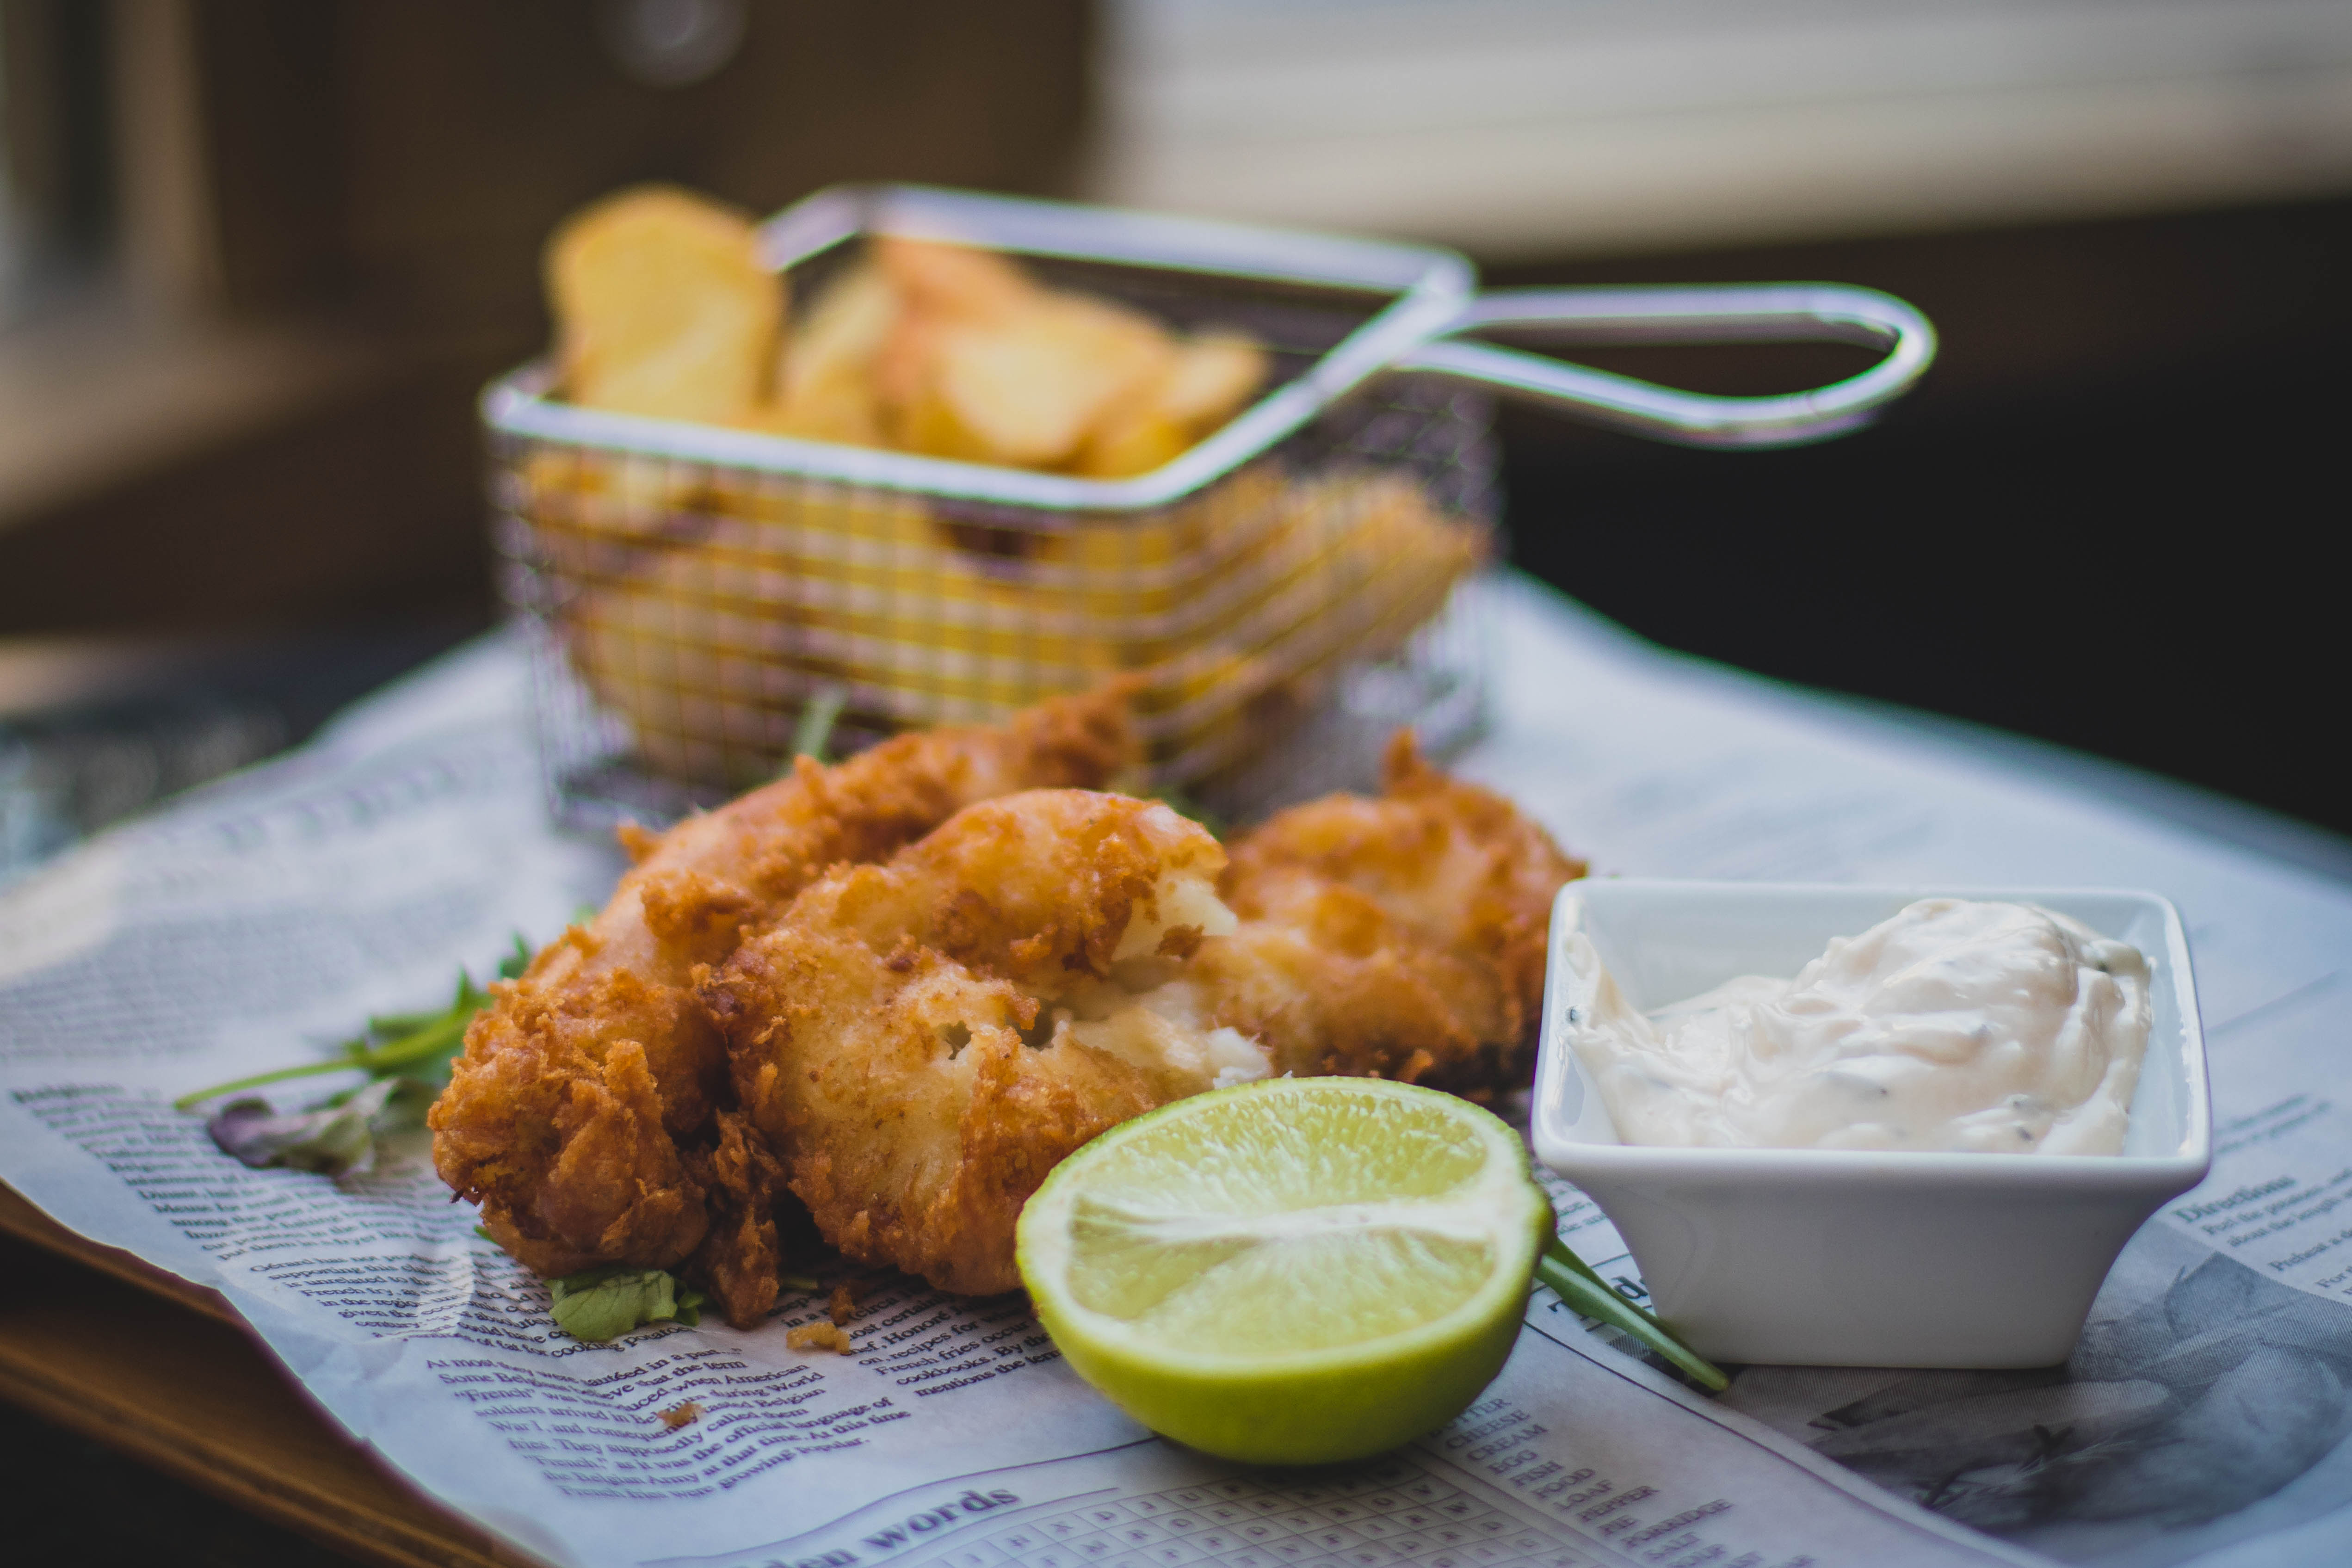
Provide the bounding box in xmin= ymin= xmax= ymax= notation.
xmin=1495 ymin=195 xmax=2352 ymax=837
xmin=227 ymin=0 xmax=1094 ymax=336
xmin=0 ymin=0 xmax=1092 ymax=635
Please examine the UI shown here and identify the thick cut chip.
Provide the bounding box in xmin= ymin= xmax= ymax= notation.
xmin=1073 ymin=330 xmax=1271 ymax=478
xmin=755 ymin=263 xmax=901 ymax=445
xmin=872 ymin=235 xmax=1037 ymax=325
xmin=896 ymin=294 xmax=1175 ymax=469
xmin=1068 ymin=408 xmax=1191 ymax=480
xmin=548 ymin=185 xmax=783 ymax=424
xmin=538 ymin=195 xmax=1273 ymax=479
xmin=864 ymin=235 xmax=1245 ymax=473
xmin=1158 ymin=331 xmax=1271 ymax=430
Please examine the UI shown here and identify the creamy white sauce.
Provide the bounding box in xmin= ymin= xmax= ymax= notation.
xmin=1567 ymin=899 xmax=2152 ymax=1154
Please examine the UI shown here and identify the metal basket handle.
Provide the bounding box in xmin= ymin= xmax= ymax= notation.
xmin=1391 ymin=283 xmax=1936 ymax=449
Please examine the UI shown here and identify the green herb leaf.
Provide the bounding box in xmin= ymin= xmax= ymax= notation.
xmin=344 ymin=1076 xmax=438 ymax=1130
xmin=362 ymin=1009 xmax=446 ymax=1035
xmin=1150 ymin=789 xmax=1226 ymax=836
xmin=1536 ymin=1235 xmax=1729 ymax=1393
xmin=497 ymin=932 xmax=532 ymax=981
xmin=548 ymin=1265 xmax=693 ymax=1343
xmin=176 ymin=934 xmax=536 ymax=1112
xmin=207 ymin=1078 xmax=406 ymax=1178
xmin=788 ymin=683 xmax=849 ymax=767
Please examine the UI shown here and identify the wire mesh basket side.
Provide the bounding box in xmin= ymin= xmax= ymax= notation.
xmin=494 ymin=364 xmax=1498 ymax=832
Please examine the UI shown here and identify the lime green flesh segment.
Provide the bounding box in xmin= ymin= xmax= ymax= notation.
xmin=1073 ymin=1214 xmax=1494 ymax=1354
xmin=1071 ymin=1087 xmax=1489 ymax=1214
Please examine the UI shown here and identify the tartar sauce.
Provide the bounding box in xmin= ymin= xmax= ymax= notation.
xmin=1567 ymin=900 xmax=2152 ymax=1154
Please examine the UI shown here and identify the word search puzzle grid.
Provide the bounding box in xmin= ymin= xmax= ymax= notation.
xmin=914 ymin=1461 xmax=1598 ymax=1568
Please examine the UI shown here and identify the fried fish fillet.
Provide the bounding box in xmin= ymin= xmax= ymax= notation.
xmin=429 ymin=690 xmax=1137 ymax=1302
xmin=702 ymin=790 xmax=1260 ymax=1300
xmin=700 ymin=738 xmax=1584 ymax=1299
xmin=1198 ymin=731 xmax=1586 ymax=1095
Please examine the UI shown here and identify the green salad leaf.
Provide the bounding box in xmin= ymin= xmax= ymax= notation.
xmin=549 ymin=1265 xmax=707 ymax=1343
xmin=207 ymin=1078 xmax=407 ymax=1178
xmin=1535 ymin=1234 xmax=1729 ymax=1393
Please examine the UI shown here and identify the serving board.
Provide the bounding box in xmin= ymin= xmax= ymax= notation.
xmin=0 ymin=1183 xmax=528 ymax=1568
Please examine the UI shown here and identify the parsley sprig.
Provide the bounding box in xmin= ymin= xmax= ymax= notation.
xmin=174 ymin=934 xmax=531 ymax=1113
xmin=176 ymin=935 xmax=534 ymax=1178
xmin=788 ymin=682 xmax=849 ymax=766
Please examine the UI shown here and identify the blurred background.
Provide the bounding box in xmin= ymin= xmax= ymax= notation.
xmin=5 ymin=0 xmax=2351 ymax=885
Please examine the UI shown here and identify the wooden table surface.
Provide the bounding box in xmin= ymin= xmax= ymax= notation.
xmin=0 ymin=1184 xmax=531 ymax=1568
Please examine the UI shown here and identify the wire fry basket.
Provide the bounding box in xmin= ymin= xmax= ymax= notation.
xmin=484 ymin=186 xmax=1934 ymax=830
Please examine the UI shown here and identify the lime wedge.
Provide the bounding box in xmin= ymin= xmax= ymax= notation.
xmin=1016 ymin=1078 xmax=1552 ymax=1464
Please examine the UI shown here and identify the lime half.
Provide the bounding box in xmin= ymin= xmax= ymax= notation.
xmin=1016 ymin=1077 xmax=1550 ymax=1464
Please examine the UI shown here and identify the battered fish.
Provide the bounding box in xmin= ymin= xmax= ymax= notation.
xmin=702 ymin=791 xmax=1260 ymax=1299
xmin=1201 ymin=731 xmax=1585 ymax=1094
xmin=701 ymin=737 xmax=1584 ymax=1299
xmin=429 ymin=690 xmax=1137 ymax=1307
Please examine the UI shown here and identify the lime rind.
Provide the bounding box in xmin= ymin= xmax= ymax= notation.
xmin=1024 ymin=1079 xmax=1539 ymax=1369
xmin=1017 ymin=1077 xmax=1552 ymax=1463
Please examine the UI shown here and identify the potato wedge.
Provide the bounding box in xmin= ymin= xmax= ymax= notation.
xmin=1160 ymin=331 xmax=1271 ymax=430
xmin=1072 ymin=330 xmax=1272 ymax=477
xmin=872 ymin=235 xmax=1037 ymax=324
xmin=548 ymin=186 xmax=782 ymax=424
xmin=896 ymin=294 xmax=1175 ymax=469
xmin=1068 ymin=407 xmax=1193 ymax=479
xmin=753 ymin=263 xmax=901 ymax=445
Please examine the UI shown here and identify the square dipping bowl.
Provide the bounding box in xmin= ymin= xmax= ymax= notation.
xmin=1531 ymin=881 xmax=2211 ymax=1369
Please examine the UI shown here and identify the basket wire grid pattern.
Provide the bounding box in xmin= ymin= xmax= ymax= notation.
xmin=495 ymin=254 xmax=1502 ymax=833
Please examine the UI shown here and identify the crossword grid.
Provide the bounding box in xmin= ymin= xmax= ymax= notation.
xmin=915 ymin=1459 xmax=1598 ymax=1568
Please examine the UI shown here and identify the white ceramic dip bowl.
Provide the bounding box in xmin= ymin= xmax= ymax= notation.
xmin=1530 ymin=880 xmax=2211 ymax=1369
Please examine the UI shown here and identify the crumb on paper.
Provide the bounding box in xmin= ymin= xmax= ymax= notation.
xmin=657 ymin=1401 xmax=702 ymax=1429
xmin=827 ymin=1281 xmax=866 ymax=1326
xmin=787 ymin=1321 xmax=854 ymax=1353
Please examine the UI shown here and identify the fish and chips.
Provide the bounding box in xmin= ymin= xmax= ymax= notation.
xmin=441 ymin=192 xmax=1540 ymax=1316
